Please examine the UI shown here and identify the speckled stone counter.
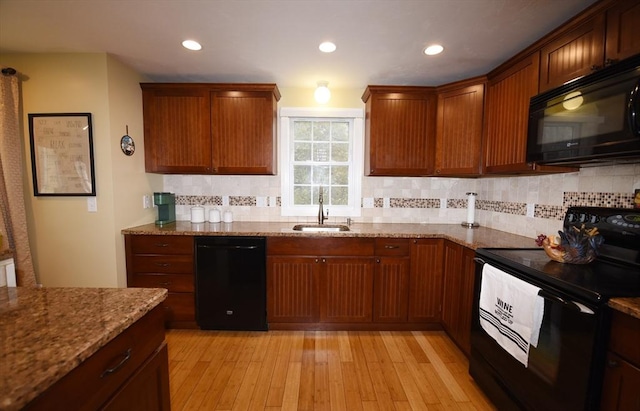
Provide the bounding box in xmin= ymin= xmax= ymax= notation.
xmin=0 ymin=287 xmax=167 ymax=411
xmin=121 ymin=221 xmax=537 ymax=250
xmin=0 ymin=249 xmax=13 ymax=261
xmin=609 ymin=297 xmax=640 ymax=319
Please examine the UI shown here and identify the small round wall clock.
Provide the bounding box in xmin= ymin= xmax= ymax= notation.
xmin=120 ymin=126 xmax=135 ymax=156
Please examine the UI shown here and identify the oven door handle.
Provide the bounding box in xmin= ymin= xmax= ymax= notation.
xmin=473 ymin=257 xmax=486 ymax=265
xmin=538 ymin=290 xmax=595 ymax=314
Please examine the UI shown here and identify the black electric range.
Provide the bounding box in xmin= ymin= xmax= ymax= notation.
xmin=470 ymin=207 xmax=640 ymax=411
xmin=476 ymin=206 xmax=640 ymax=304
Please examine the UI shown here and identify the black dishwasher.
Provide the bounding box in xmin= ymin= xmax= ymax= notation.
xmin=195 ymin=236 xmax=267 ymax=331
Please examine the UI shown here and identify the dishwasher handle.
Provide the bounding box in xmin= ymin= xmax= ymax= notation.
xmin=197 ymin=244 xmax=260 ymax=250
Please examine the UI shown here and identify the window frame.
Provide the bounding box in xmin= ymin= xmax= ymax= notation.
xmin=280 ymin=107 xmax=363 ymax=218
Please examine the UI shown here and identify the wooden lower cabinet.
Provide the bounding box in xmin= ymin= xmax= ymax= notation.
xmin=322 ymin=257 xmax=374 ymax=322
xmin=408 ymin=239 xmax=444 ymax=323
xmin=267 ymin=237 xmax=442 ymax=329
xmin=25 ymin=306 xmax=170 ymax=411
xmin=601 ymin=310 xmax=640 ymax=410
xmin=125 ymin=234 xmax=196 ymax=328
xmin=441 ymin=241 xmax=476 ymax=356
xmin=267 ymin=256 xmax=320 ymax=323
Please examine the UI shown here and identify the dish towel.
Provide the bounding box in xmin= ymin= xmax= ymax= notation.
xmin=479 ymin=263 xmax=545 ymax=367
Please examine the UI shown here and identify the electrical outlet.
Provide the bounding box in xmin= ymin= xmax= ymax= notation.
xmin=143 ymin=195 xmax=152 ymax=209
xmin=87 ymin=197 xmax=97 ymax=213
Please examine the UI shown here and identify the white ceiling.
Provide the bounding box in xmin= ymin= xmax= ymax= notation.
xmin=0 ymin=0 xmax=598 ymax=90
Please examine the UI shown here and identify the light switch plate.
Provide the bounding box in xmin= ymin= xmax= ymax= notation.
xmin=87 ymin=197 xmax=97 ymax=213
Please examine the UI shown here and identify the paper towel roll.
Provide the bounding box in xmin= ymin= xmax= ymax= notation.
xmin=467 ymin=192 xmax=476 ymax=224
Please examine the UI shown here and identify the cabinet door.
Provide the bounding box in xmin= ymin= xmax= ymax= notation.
xmin=363 ymin=87 xmax=436 ymax=176
xmin=322 ymin=257 xmax=374 ymax=323
xmin=373 ymin=256 xmax=409 ymax=322
xmin=142 ymin=86 xmax=212 ymax=173
xmin=441 ymin=241 xmax=462 ymax=336
xmin=442 ymin=243 xmax=476 ymax=356
xmin=267 ymin=256 xmax=320 ymax=323
xmin=484 ymin=53 xmax=539 ymax=173
xmin=600 ymin=352 xmax=640 ymax=411
xmin=435 ymin=82 xmax=484 ymax=176
xmin=457 ymin=247 xmax=476 ymax=356
xmin=408 ymin=239 xmax=443 ymax=323
xmin=539 ymin=14 xmax=606 ymax=92
xmin=211 ymin=90 xmax=277 ymax=175
xmin=605 ymin=0 xmax=640 ymax=63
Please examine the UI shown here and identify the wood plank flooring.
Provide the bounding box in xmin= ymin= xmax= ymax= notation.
xmin=166 ymin=329 xmax=496 ymax=411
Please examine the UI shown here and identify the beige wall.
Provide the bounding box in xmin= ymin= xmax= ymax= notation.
xmin=0 ymin=53 xmax=161 ymax=287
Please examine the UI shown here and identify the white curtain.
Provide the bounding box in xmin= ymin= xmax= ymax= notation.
xmin=0 ymin=70 xmax=37 ymax=286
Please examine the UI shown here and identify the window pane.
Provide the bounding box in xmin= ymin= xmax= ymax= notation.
xmin=313 ymin=143 xmax=330 ymax=162
xmin=294 ymin=142 xmax=311 ymax=161
xmin=331 ymin=142 xmax=349 ymax=162
xmin=294 ymin=121 xmax=312 ymax=141
xmin=331 ymin=165 xmax=349 ymax=185
xmin=294 ymin=165 xmax=311 ymax=184
xmin=332 ymin=122 xmax=349 ymax=141
xmin=312 ymin=165 xmax=329 ymax=185
xmin=331 ymin=186 xmax=348 ymax=205
xmin=294 ymin=185 xmax=311 ymax=205
xmin=313 ymin=121 xmax=330 ymax=141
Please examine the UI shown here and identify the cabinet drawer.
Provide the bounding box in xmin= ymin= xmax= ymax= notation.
xmin=267 ymin=237 xmax=374 ymax=256
xmin=26 ymin=306 xmax=165 ymax=411
xmin=130 ymin=235 xmax=193 ymax=255
xmin=131 ymin=255 xmax=193 ymax=274
xmin=375 ymin=238 xmax=410 ymax=256
xmin=130 ymin=273 xmax=194 ymax=292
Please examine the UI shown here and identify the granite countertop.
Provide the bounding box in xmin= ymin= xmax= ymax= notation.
xmin=608 ymin=297 xmax=640 ymax=319
xmin=122 ymin=221 xmax=640 ymax=319
xmin=121 ymin=221 xmax=537 ymax=250
xmin=0 ymin=249 xmax=14 ymax=261
xmin=0 ymin=286 xmax=167 ymax=411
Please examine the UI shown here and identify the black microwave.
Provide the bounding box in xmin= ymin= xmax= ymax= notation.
xmin=527 ymin=55 xmax=640 ymax=166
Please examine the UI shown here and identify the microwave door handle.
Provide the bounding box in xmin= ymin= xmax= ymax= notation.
xmin=629 ymin=79 xmax=640 ymax=136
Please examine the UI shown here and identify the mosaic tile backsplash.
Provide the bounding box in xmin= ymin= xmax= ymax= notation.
xmin=163 ymin=163 xmax=640 ymax=238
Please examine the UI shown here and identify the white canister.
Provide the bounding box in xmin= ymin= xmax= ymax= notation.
xmin=190 ymin=206 xmax=205 ymax=223
xmin=223 ymin=210 xmax=233 ymax=223
xmin=209 ymin=208 xmax=221 ymax=223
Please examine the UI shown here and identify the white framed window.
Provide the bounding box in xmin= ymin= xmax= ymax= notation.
xmin=280 ymin=107 xmax=363 ymax=218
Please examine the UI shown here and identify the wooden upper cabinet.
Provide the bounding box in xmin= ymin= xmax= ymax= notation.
xmin=142 ymin=85 xmax=212 ymax=173
xmin=483 ymin=53 xmax=540 ymax=174
xmin=211 ymin=89 xmax=278 ymax=175
xmin=539 ymin=13 xmax=606 ymax=92
xmin=141 ymin=83 xmax=280 ymax=175
xmin=605 ymin=0 xmax=640 ymax=63
xmin=435 ymin=78 xmax=485 ymax=176
xmin=362 ymin=86 xmax=437 ymax=176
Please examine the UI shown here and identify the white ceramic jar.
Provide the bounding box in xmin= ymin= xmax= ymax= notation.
xmin=190 ymin=206 xmax=205 ymax=223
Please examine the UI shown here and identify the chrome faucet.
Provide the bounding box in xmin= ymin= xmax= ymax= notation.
xmin=318 ymin=186 xmax=328 ymax=225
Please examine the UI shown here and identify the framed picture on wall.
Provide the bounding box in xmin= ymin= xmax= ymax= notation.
xmin=28 ymin=113 xmax=96 ymax=196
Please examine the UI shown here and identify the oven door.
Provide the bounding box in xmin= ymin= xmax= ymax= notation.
xmin=470 ymin=259 xmax=607 ymax=411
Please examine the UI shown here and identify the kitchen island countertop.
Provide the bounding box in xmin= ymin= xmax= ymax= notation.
xmin=0 ymin=286 xmax=167 ymax=410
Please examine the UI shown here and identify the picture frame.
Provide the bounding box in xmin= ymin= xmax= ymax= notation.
xmin=28 ymin=113 xmax=96 ymax=196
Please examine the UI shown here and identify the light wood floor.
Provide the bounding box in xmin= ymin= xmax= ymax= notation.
xmin=166 ymin=329 xmax=496 ymax=411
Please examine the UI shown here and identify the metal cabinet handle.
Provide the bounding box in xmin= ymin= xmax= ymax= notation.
xmin=154 ymin=243 xmax=170 ymax=248
xmin=384 ymin=245 xmax=399 ymax=249
xmin=155 ymin=262 xmax=170 ymax=267
xmin=159 ymin=281 xmax=171 ymax=286
xmin=376 ymin=259 xmax=381 ymax=263
xmin=100 ymin=348 xmax=132 ymax=378
xmin=607 ymin=359 xmax=619 ymax=368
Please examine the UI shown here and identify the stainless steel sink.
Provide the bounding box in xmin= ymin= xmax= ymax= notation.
xmin=292 ymin=224 xmax=350 ymax=232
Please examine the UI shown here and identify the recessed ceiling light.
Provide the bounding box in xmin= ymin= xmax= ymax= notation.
xmin=319 ymin=41 xmax=337 ymax=53
xmin=182 ymin=40 xmax=202 ymax=51
xmin=424 ymin=44 xmax=444 ymax=56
